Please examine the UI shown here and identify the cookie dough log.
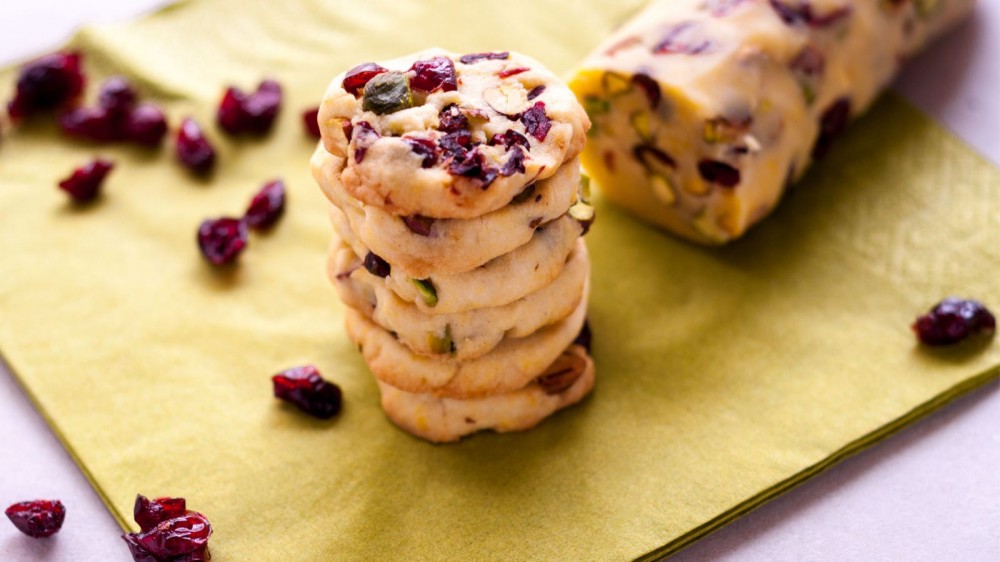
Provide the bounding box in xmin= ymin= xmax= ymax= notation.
xmin=569 ymin=0 xmax=975 ymax=244
xmin=317 ymin=48 xmax=590 ymax=219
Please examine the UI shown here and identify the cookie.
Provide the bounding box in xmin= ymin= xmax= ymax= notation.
xmin=378 ymin=344 xmax=594 ymax=443
xmin=311 ymin=146 xmax=582 ymax=277
xmin=343 ymin=277 xmax=589 ymax=398
xmin=330 ymin=205 xmax=585 ymax=314
xmin=570 ymin=0 xmax=973 ymax=243
xmin=329 ymin=237 xmax=589 ymax=361
xmin=317 ymin=48 xmax=590 ymax=219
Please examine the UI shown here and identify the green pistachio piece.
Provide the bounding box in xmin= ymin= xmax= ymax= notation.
xmin=799 ymin=80 xmax=816 ymax=106
xmin=363 ymin=71 xmax=413 ymax=115
xmin=600 ymin=72 xmax=632 ymax=97
xmin=411 ymin=278 xmax=438 ymax=307
xmin=426 ymin=324 xmax=455 ymax=355
xmin=568 ymin=200 xmax=595 ymax=235
xmin=579 ymin=173 xmax=591 ymax=203
xmin=583 ymin=96 xmax=611 ymax=118
xmin=630 ymin=111 xmax=653 ymax=143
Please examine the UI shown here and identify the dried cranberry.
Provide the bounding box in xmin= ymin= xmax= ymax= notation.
xmin=631 ymin=73 xmax=661 ymax=109
xmin=197 ymin=217 xmax=248 ymax=266
xmin=458 ymin=52 xmax=509 ymax=64
xmin=134 ymin=495 xmax=187 ymax=533
xmin=499 ymin=145 xmax=526 ymax=177
xmin=59 ymin=106 xmax=118 ymax=142
xmin=769 ymin=0 xmax=852 ymax=27
xmin=449 ymin=149 xmax=498 ymax=188
xmin=244 ymin=179 xmax=286 ymax=230
xmin=813 ymin=98 xmax=851 ymax=159
xmin=302 ymin=106 xmax=321 ymax=138
xmin=217 ymin=79 xmax=282 ymax=135
xmin=124 ymin=104 xmax=169 ymax=147
xmin=790 ymin=45 xmax=826 ymax=76
xmin=7 ymin=51 xmax=85 ymax=120
xmin=574 ymin=321 xmax=592 ymax=352
xmin=58 ymin=158 xmax=114 ymax=203
xmin=912 ymin=298 xmax=996 ymax=346
xmin=176 ymin=118 xmax=216 ymax=174
xmin=437 ymin=104 xmax=469 ymax=133
xmin=490 ymin=129 xmax=530 ymax=150
xmin=342 ymin=63 xmax=388 ymax=97
xmin=363 ymin=251 xmax=391 ymax=277
xmin=633 ymin=144 xmax=677 ymax=169
xmin=409 ymin=56 xmax=458 ymax=93
xmin=272 ymin=365 xmax=343 ymax=419
xmin=520 ymin=102 xmax=551 ymax=141
xmin=122 ymin=534 xmax=161 ymax=562
xmin=526 ymin=85 xmax=546 ymax=100
xmin=403 ymin=137 xmax=439 ymax=168
xmin=438 ymin=129 xmax=473 ymax=159
xmin=4 ymin=500 xmax=66 ymax=538
xmin=352 ymin=121 xmax=380 ymax=163
xmin=402 ymin=215 xmax=435 ymax=236
xmin=135 ymin=513 xmax=212 ymax=559
xmin=698 ymin=159 xmax=741 ymax=187
xmin=97 ymin=76 xmax=137 ymax=117
xmin=653 ymin=22 xmax=715 ymax=55
xmin=510 ymin=183 xmax=536 ymax=204
xmin=498 ymin=67 xmax=529 ymax=79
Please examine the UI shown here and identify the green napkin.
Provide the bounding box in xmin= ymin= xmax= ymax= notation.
xmin=0 ymin=1 xmax=996 ymax=560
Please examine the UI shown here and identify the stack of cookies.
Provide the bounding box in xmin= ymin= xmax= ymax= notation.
xmin=310 ymin=48 xmax=594 ymax=442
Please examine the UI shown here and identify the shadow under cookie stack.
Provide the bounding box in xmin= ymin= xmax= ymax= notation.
xmin=310 ymin=48 xmax=595 ymax=442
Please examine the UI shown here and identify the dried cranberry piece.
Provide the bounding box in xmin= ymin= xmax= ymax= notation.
xmin=409 ymin=56 xmax=458 ymax=93
xmin=510 ymin=183 xmax=536 ymax=204
xmin=698 ymin=159 xmax=741 ymax=187
xmin=490 ymin=129 xmax=530 ymax=150
xmin=813 ymin=98 xmax=851 ymax=159
xmin=342 ymin=63 xmax=388 ymax=97
xmin=59 ymin=106 xmax=118 ymax=142
xmin=520 ymin=102 xmax=551 ymax=141
xmin=244 ymin=179 xmax=286 ymax=230
xmin=122 ymin=533 xmax=160 ymax=562
xmin=402 ymin=215 xmax=435 ymax=236
xmin=58 ymin=158 xmax=114 ymax=203
xmin=526 ymin=85 xmax=546 ymax=100
xmin=197 ymin=217 xmax=248 ymax=266
xmin=97 ymin=76 xmax=137 ymax=117
xmin=437 ymin=104 xmax=469 ymax=133
xmin=217 ymin=79 xmax=282 ymax=135
xmin=134 ymin=495 xmax=187 ymax=533
xmin=5 ymin=500 xmax=66 ymax=538
xmin=272 ymin=365 xmax=343 ymax=419
xmin=7 ymin=51 xmax=85 ymax=120
xmin=125 ymin=104 xmax=169 ymax=147
xmin=458 ymin=52 xmax=509 ymax=64
xmin=302 ymin=106 xmax=321 ymax=138
xmin=912 ymin=298 xmax=996 ymax=346
xmin=790 ymin=45 xmax=826 ymax=76
xmin=449 ymin=149 xmax=498 ymax=188
xmin=704 ymin=0 xmax=753 ymax=16
xmin=438 ymin=129 xmax=473 ymax=159
xmin=653 ymin=22 xmax=715 ymax=55
xmin=574 ymin=321 xmax=592 ymax=352
xmin=769 ymin=0 xmax=852 ymax=27
xmin=363 ymin=251 xmax=391 ymax=277
xmin=135 ymin=513 xmax=212 ymax=558
xmin=352 ymin=121 xmax=380 ymax=163
xmin=403 ymin=137 xmax=439 ymax=168
xmin=631 ymin=73 xmax=661 ymax=109
xmin=499 ymin=145 xmax=526 ymax=177
xmin=498 ymin=67 xmax=529 ymax=79
xmin=633 ymin=144 xmax=677 ymax=169
xmin=176 ymin=118 xmax=216 ymax=174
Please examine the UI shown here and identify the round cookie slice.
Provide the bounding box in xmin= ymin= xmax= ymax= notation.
xmin=311 ymin=147 xmax=582 ymax=277
xmin=343 ymin=278 xmax=589 ymax=398
xmin=378 ymin=344 xmax=594 ymax=443
xmin=331 ymin=205 xmax=585 ymax=314
xmin=329 ymin=238 xmax=589 ymax=361
xmin=317 ymin=48 xmax=590 ymax=219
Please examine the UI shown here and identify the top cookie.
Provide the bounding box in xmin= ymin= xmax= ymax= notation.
xmin=317 ymin=48 xmax=590 ymax=219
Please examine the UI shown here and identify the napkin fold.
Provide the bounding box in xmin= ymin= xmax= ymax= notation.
xmin=0 ymin=0 xmax=996 ymax=560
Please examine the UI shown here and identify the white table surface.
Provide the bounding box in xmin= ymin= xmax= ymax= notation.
xmin=1 ymin=1 xmax=998 ymax=560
